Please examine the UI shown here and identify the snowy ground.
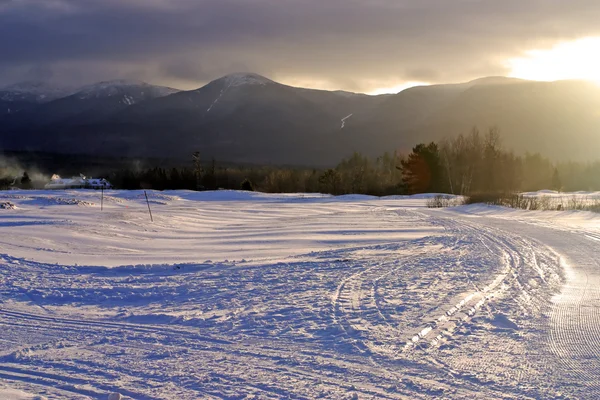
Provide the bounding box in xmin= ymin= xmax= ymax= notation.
xmin=521 ymin=189 xmax=600 ymax=208
xmin=0 ymin=190 xmax=599 ymax=399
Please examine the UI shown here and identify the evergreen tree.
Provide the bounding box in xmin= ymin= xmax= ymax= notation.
xmin=0 ymin=177 xmax=12 ymax=190
xmin=169 ymin=168 xmax=181 ymax=190
xmin=241 ymin=179 xmax=254 ymax=191
xmin=401 ymin=143 xmax=445 ymax=194
xmin=20 ymin=172 xmax=32 ymax=189
xmin=318 ymin=169 xmax=342 ymax=195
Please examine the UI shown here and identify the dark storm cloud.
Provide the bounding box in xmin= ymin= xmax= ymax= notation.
xmin=2 ymin=0 xmax=600 ymax=91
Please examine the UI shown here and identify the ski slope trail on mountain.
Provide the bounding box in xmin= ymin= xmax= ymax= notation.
xmin=0 ymin=190 xmax=598 ymax=398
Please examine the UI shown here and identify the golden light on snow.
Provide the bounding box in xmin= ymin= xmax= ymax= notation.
xmin=507 ymin=37 xmax=600 ymax=84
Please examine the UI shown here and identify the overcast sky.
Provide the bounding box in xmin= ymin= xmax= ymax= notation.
xmin=2 ymin=0 xmax=600 ymax=93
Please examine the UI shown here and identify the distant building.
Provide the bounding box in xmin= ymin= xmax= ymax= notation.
xmin=85 ymin=178 xmax=113 ymax=189
xmin=44 ymin=174 xmax=112 ymax=190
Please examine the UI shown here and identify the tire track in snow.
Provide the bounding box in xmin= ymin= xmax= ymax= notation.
xmin=331 ymin=208 xmax=516 ymax=359
xmin=431 ymin=211 xmax=600 ymax=396
xmin=0 ymin=364 xmax=161 ymax=400
xmin=0 ymin=308 xmax=231 ymax=345
xmin=0 ymin=308 xmax=236 ymax=399
xmin=331 ymin=208 xmax=436 ymax=355
xmin=0 ymin=306 xmax=408 ymax=399
xmin=0 ymin=368 xmax=100 ymax=399
xmin=0 ymin=364 xmax=160 ymax=400
xmin=332 ymin=252 xmax=426 ymax=355
xmin=327 ymin=208 xmax=548 ymax=398
xmin=402 ymin=219 xmax=517 ymax=352
xmin=472 ymin=216 xmax=600 ymax=396
xmin=394 ymin=211 xmax=567 ymax=399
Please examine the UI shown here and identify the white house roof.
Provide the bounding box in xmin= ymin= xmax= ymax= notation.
xmin=44 ymin=175 xmax=112 ymax=189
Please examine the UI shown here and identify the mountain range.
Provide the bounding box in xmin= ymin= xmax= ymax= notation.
xmin=1 ymin=73 xmax=600 ymax=166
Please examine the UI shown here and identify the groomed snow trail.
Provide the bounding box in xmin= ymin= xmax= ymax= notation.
xmin=0 ymin=191 xmax=597 ymax=398
xmin=446 ymin=211 xmax=600 ymax=398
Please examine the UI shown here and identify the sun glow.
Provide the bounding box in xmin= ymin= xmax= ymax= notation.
xmin=507 ymin=37 xmax=600 ymax=84
xmin=368 ymin=81 xmax=429 ymax=95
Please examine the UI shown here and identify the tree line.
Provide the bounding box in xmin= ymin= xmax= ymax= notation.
xmin=108 ymin=151 xmax=405 ymax=196
xmin=4 ymin=127 xmax=600 ymax=194
xmin=104 ymin=128 xmax=600 ymax=195
xmin=401 ymin=127 xmax=584 ymax=195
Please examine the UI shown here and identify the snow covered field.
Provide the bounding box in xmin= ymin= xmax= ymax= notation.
xmin=1 ymin=190 xmax=599 ymax=399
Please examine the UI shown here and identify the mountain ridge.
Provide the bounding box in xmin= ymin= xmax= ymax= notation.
xmin=1 ymin=74 xmax=600 ymax=166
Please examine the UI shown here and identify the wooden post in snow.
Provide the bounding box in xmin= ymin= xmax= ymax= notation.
xmin=144 ymin=190 xmax=154 ymax=222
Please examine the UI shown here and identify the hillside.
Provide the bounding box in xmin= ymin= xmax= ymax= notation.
xmin=1 ymin=74 xmax=600 ymax=165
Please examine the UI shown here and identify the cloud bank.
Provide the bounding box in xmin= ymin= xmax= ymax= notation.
xmin=2 ymin=0 xmax=600 ymax=92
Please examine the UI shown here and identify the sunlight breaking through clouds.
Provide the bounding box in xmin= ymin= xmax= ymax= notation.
xmin=507 ymin=37 xmax=600 ymax=84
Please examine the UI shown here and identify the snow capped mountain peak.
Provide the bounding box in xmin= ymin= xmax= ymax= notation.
xmin=79 ymin=79 xmax=147 ymax=90
xmin=219 ymin=73 xmax=274 ymax=88
xmin=78 ymin=80 xmax=152 ymax=94
xmin=75 ymin=80 xmax=179 ymax=101
xmin=0 ymin=80 xmax=76 ymax=103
